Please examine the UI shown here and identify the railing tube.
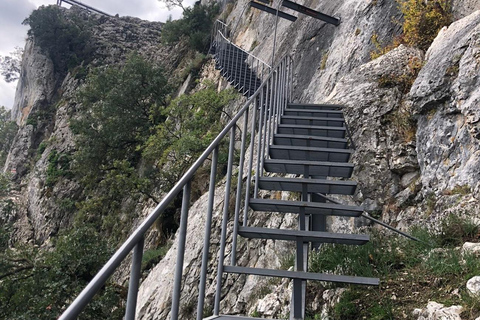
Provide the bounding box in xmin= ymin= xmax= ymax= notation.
xmin=254 ymin=86 xmax=265 ymax=197
xmin=171 ymin=181 xmax=192 ymax=320
xmin=214 ymin=126 xmax=236 ymax=315
xmin=260 ymin=79 xmax=270 ymax=177
xmin=243 ymin=98 xmax=259 ymax=225
xmin=231 ymin=112 xmax=249 ymax=265
xmin=196 ymin=147 xmax=219 ymax=320
xmin=125 ymin=236 xmax=144 ymax=320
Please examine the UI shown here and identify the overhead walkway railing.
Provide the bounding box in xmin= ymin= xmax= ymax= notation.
xmin=57 ymin=0 xmax=112 ymax=16
xmin=211 ymin=20 xmax=272 ymax=97
xmin=58 ymin=48 xmax=293 ymax=320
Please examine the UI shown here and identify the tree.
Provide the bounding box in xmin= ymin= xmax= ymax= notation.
xmin=159 ymin=0 xmax=186 ymax=11
xmin=161 ymin=3 xmax=219 ymax=53
xmin=0 ymin=47 xmax=22 ymax=83
xmin=23 ymin=5 xmax=93 ymax=74
xmin=0 ymin=107 xmax=18 ymax=167
xmin=143 ymin=81 xmax=237 ymax=190
xmin=71 ymin=53 xmax=171 ymax=183
xmin=70 ymin=54 xmax=171 ymax=240
xmin=0 ymin=226 xmax=124 ymax=320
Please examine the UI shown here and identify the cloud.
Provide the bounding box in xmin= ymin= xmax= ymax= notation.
xmin=0 ymin=81 xmax=17 ymax=110
xmin=0 ymin=0 xmax=34 ymax=54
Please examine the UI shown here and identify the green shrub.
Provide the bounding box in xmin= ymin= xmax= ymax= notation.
xmin=143 ymin=81 xmax=237 ymax=191
xmin=71 ymin=53 xmax=171 ymax=185
xmin=161 ymin=3 xmax=219 ymax=53
xmin=438 ymin=214 xmax=479 ymax=246
xmin=23 ymin=5 xmax=94 ymax=74
xmin=0 ymin=226 xmax=123 ymax=320
xmin=0 ymin=107 xmax=17 ymax=167
xmin=371 ymin=0 xmax=452 ymax=59
xmin=45 ymin=149 xmax=73 ymax=187
xmin=141 ymin=244 xmax=171 ymax=271
xmin=398 ymin=0 xmax=452 ymax=51
xmin=311 ymin=216 xmax=480 ymax=319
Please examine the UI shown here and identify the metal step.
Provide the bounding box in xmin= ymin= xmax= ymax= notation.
xmin=269 ymin=145 xmax=352 ymax=162
xmin=273 ymin=134 xmax=348 ymax=149
xmin=281 ymin=115 xmax=345 ymax=127
xmin=264 ymin=159 xmax=353 ymax=177
xmin=239 ymin=226 xmax=369 ymax=245
xmin=257 ymin=176 xmax=357 ymax=195
xmin=287 ymin=103 xmax=344 ymax=110
xmin=283 ymin=108 xmax=344 ymax=119
xmin=249 ymin=198 xmax=363 ymax=217
xmin=223 ymin=266 xmax=380 ymax=286
xmin=205 ymin=316 xmax=275 ymax=320
xmin=277 ymin=124 xmax=346 ymax=138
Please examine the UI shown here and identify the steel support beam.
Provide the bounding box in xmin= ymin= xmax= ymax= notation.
xmin=250 ymin=1 xmax=297 ymax=22
xmin=282 ymin=0 xmax=340 ymax=26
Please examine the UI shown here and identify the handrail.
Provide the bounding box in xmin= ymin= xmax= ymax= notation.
xmin=217 ymin=30 xmax=272 ymax=68
xmin=314 ymin=193 xmax=421 ymax=242
xmin=58 ymin=37 xmax=293 ymax=319
xmin=215 ymin=27 xmax=272 ymax=97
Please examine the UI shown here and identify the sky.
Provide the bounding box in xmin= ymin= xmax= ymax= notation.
xmin=0 ymin=0 xmax=196 ymax=110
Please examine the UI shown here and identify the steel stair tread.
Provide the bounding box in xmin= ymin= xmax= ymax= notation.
xmin=273 ymin=133 xmax=348 ymax=149
xmin=287 ymin=103 xmax=344 ymax=110
xmin=249 ymin=198 xmax=362 ymax=216
xmin=258 ymin=176 xmax=357 ymax=195
xmin=264 ymin=159 xmax=353 ymax=177
xmin=269 ymin=145 xmax=352 ymax=162
xmin=239 ymin=226 xmax=369 ymax=244
xmin=277 ymin=124 xmax=346 ymax=138
xmin=281 ymin=115 xmax=345 ymax=127
xmin=284 ymin=108 xmax=344 ymax=118
xmin=223 ymin=266 xmax=380 ymax=286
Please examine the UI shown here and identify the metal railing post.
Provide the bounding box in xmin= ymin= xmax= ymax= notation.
xmin=243 ymin=98 xmax=259 ymax=224
xmin=171 ymin=181 xmax=192 ymax=320
xmin=254 ymin=87 xmax=265 ymax=196
xmin=260 ymin=79 xmax=270 ymax=177
xmin=231 ymin=111 xmax=249 ymax=265
xmin=196 ymin=147 xmax=219 ymax=320
xmin=125 ymin=236 xmax=144 ymax=320
xmin=214 ymin=127 xmax=236 ymax=315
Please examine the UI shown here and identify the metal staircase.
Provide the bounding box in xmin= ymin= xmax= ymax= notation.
xmin=205 ymin=98 xmax=379 ymax=320
xmin=57 ymin=19 xmax=388 ymax=320
xmin=211 ymin=21 xmax=270 ymax=97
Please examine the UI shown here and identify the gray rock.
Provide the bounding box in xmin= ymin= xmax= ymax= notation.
xmin=452 ymin=1 xmax=480 ymax=19
xmin=462 ymin=242 xmax=480 ymax=256
xmin=412 ymin=301 xmax=463 ymax=320
xmin=11 ymin=39 xmax=56 ymax=126
xmin=412 ymin=11 xmax=480 ymax=194
xmin=467 ymin=276 xmax=480 ymax=296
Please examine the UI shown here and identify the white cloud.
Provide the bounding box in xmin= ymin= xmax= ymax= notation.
xmin=0 ymin=81 xmax=17 ymax=110
xmin=0 ymin=0 xmax=197 ymax=110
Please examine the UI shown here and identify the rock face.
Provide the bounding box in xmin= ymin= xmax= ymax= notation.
xmin=327 ymin=44 xmax=423 ymax=216
xmin=11 ymin=39 xmax=56 ymax=126
xmin=413 ymin=301 xmax=463 ymax=320
xmin=411 ymin=11 xmax=480 ymax=195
